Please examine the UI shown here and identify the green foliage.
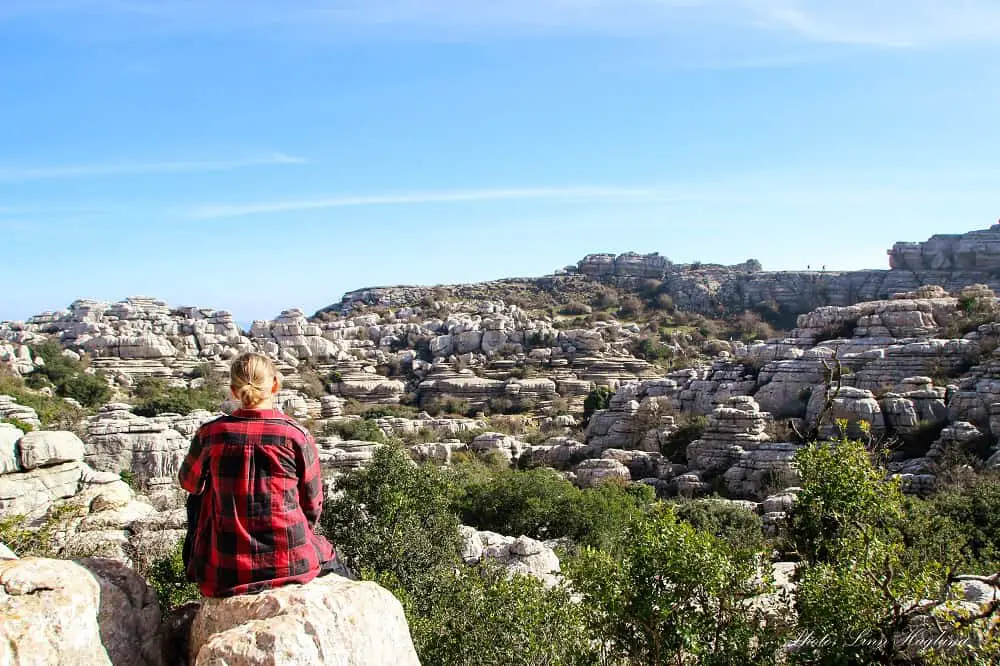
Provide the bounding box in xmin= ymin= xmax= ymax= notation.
xmin=789 ymin=438 xmax=998 ymax=664
xmin=659 ymin=414 xmax=707 ymax=463
xmin=915 ymin=470 xmax=1000 ymax=574
xmin=0 ymin=503 xmax=87 ymax=558
xmin=0 ymin=514 xmax=49 ymax=557
xmin=403 ymin=563 xmax=597 ymax=666
xmin=1 ymin=417 xmax=34 ymax=432
xmin=583 ymin=386 xmax=613 ymax=420
xmin=673 ymin=499 xmax=765 ymax=554
xmin=791 ymin=439 xmax=902 ymax=564
xmin=452 ymin=465 xmax=653 ymax=553
xmin=321 ymin=418 xmax=389 ymax=443
xmin=422 ymin=397 xmax=475 ymax=418
xmin=131 ymin=376 xmax=223 ymax=417
xmin=354 ymin=403 xmax=421 ymax=420
xmin=559 ymin=301 xmax=593 ymax=316
xmin=25 ymin=341 xmax=111 ymax=407
xmin=0 ymin=374 xmax=86 ymax=428
xmin=320 ymin=444 xmax=462 ymax=608
xmin=145 ymin=539 xmax=201 ymax=612
xmin=566 ymin=506 xmax=787 ymax=666
xmin=119 ymin=469 xmax=139 ymax=491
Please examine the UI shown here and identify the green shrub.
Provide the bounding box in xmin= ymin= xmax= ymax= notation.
xmin=0 ymin=503 xmax=88 ymax=558
xmin=0 ymin=375 xmax=86 ymax=428
xmin=356 ymin=404 xmax=420 ymax=420
xmin=673 ymin=498 xmax=765 ymax=554
xmin=452 ymin=466 xmax=652 ymax=552
xmin=1 ymin=417 xmax=34 ymax=432
xmin=583 ymin=386 xmax=613 ymax=420
xmin=146 ymin=539 xmax=201 ymax=612
xmin=421 ymin=397 xmax=474 ymax=418
xmin=406 ymin=562 xmax=597 ymax=666
xmin=320 ymin=445 xmax=462 ymax=612
xmin=25 ymin=341 xmax=111 ymax=407
xmin=559 ymin=301 xmax=592 ymax=316
xmin=566 ymin=506 xmax=787 ymax=666
xmin=131 ymin=376 xmax=223 ymax=417
xmin=659 ymin=414 xmax=707 ymax=463
xmin=321 ymin=418 xmax=388 ymax=443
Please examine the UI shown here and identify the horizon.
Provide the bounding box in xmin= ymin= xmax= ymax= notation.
xmin=2 ymin=1 xmax=999 ymax=322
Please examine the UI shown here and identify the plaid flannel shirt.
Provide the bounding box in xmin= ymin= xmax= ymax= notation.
xmin=178 ymin=408 xmax=334 ymax=597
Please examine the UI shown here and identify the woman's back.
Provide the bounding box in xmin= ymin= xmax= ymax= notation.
xmin=179 ymin=355 xmax=333 ymax=597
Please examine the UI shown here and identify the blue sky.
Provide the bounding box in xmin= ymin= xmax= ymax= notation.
xmin=2 ymin=1 xmax=999 ymax=322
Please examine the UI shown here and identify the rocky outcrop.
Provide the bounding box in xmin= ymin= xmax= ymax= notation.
xmin=188 ymin=574 xmax=420 ymax=666
xmin=0 ymin=395 xmax=42 ymax=429
xmin=84 ymin=404 xmax=213 ymax=488
xmin=573 ymin=224 xmax=1000 ymax=317
xmin=460 ymin=526 xmax=562 ymax=587
xmin=0 ymin=557 xmax=164 ymax=666
xmin=686 ymin=397 xmax=772 ymax=474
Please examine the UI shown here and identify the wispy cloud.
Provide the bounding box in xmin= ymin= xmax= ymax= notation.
xmin=9 ymin=1 xmax=1000 ymax=48
xmin=188 ymin=185 xmax=683 ymax=219
xmin=0 ymin=153 xmax=304 ymax=182
xmin=186 ymin=166 xmax=1000 ymax=220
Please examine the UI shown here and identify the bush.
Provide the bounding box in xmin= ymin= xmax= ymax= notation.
xmin=452 ymin=466 xmax=652 ymax=552
xmin=145 ymin=539 xmax=200 ymax=612
xmin=321 ymin=418 xmax=388 ymax=443
xmin=566 ymin=506 xmax=787 ymax=666
xmin=131 ymin=376 xmax=224 ymax=417
xmin=583 ymin=386 xmax=613 ymax=420
xmin=791 ymin=439 xmax=902 ymax=565
xmin=790 ymin=438 xmax=998 ymax=664
xmin=673 ymin=499 xmax=764 ymax=554
xmin=319 ymin=445 xmax=462 ymax=608
xmin=406 ymin=562 xmax=597 ymax=666
xmin=659 ymin=414 xmax=707 ymax=463
xmin=559 ymin=301 xmax=592 ymax=316
xmin=0 ymin=503 xmax=87 ymax=558
xmin=422 ymin=397 xmax=474 ymax=418
xmin=1 ymin=417 xmax=34 ymax=432
xmin=0 ymin=375 xmax=86 ymax=428
xmin=25 ymin=341 xmax=111 ymax=407
xmin=355 ymin=404 xmax=420 ymax=420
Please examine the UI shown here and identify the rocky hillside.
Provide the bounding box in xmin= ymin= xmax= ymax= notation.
xmin=3 ymin=223 xmax=1000 ymax=665
xmin=1 ymin=225 xmax=1000 ymax=506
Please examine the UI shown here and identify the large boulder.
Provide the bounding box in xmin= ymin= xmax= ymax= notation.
xmin=0 ymin=557 xmax=163 ymax=666
xmin=17 ymin=431 xmax=85 ymax=470
xmin=188 ymin=574 xmax=420 ymax=666
xmin=0 ymin=422 xmax=23 ymax=474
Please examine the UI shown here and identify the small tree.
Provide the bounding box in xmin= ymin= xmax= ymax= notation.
xmin=791 ymin=439 xmax=1000 ymax=664
xmin=567 ymin=506 xmax=788 ymax=666
xmin=319 ymin=444 xmax=462 ymax=612
xmin=583 ymin=386 xmax=614 ymax=421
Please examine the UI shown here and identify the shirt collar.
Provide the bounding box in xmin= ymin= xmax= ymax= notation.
xmin=232 ymin=407 xmax=284 ymax=419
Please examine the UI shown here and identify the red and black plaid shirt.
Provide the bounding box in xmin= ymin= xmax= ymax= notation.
xmin=178 ymin=408 xmax=334 ymax=597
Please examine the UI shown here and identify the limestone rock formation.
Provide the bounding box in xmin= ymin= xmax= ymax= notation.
xmin=686 ymin=397 xmax=772 ymax=474
xmin=0 ymin=396 xmax=42 ymax=429
xmin=188 ymin=574 xmax=420 ymax=666
xmin=459 ymin=526 xmax=561 ymax=587
xmin=85 ymin=404 xmax=211 ymax=488
xmin=0 ymin=557 xmax=163 ymax=666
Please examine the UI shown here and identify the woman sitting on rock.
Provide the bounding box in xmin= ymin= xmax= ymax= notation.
xmin=179 ymin=352 xmax=335 ymax=597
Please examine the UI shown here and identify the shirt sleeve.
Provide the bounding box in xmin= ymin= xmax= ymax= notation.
xmin=178 ymin=429 xmax=208 ymax=494
xmin=295 ymin=430 xmax=324 ymax=527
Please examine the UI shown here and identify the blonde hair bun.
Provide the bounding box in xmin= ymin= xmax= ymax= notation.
xmin=230 ymin=352 xmax=280 ymax=408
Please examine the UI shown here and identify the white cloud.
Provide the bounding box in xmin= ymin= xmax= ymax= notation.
xmin=186 ymin=167 xmax=1000 ymax=220
xmin=188 ymin=186 xmax=681 ymax=219
xmin=0 ymin=154 xmax=305 ymax=182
